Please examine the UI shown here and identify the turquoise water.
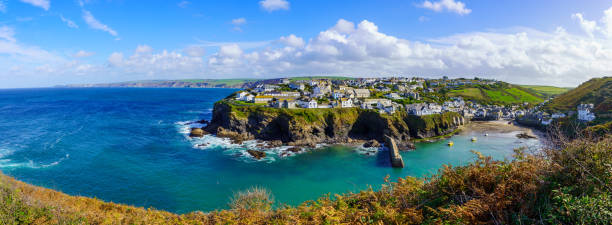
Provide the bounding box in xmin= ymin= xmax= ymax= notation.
xmin=0 ymin=88 xmax=540 ymax=213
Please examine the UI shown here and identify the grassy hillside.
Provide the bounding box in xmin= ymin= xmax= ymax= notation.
xmin=288 ymin=76 xmax=356 ymax=81
xmin=1 ymin=134 xmax=610 ymax=224
xmin=519 ymin=85 xmax=572 ymax=98
xmin=179 ymin=79 xmax=262 ymax=86
xmin=545 ymin=76 xmax=612 ymax=113
xmin=448 ymin=83 xmax=543 ymax=105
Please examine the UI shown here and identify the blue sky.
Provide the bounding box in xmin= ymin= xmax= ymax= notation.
xmin=0 ymin=0 xmax=611 ymax=88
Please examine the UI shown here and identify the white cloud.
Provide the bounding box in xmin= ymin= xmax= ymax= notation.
xmin=60 ymin=15 xmax=79 ymax=29
xmin=5 ymin=8 xmax=612 ymax=88
xmin=0 ymin=26 xmax=16 ymax=42
xmin=602 ymin=7 xmax=612 ymax=38
xmin=0 ymin=1 xmax=6 ymax=13
xmin=183 ymin=45 xmax=206 ymax=57
xmin=571 ymin=7 xmax=612 ymax=38
xmin=572 ymin=13 xmax=597 ymax=37
xmin=107 ymin=52 xmax=123 ymax=66
xmin=135 ymin=45 xmax=153 ymax=54
xmin=204 ymin=18 xmax=612 ymax=86
xmin=82 ymin=10 xmax=118 ymax=37
xmin=259 ymin=0 xmax=289 ymax=12
xmin=219 ymin=44 xmax=243 ymax=58
xmin=106 ymin=46 xmax=204 ymax=76
xmin=19 ymin=0 xmax=50 ymax=10
xmin=231 ymin=18 xmax=247 ymax=31
xmin=279 ymin=34 xmax=304 ymax=47
xmin=73 ymin=50 xmax=94 ymax=58
xmin=231 ymin=18 xmax=246 ymax=26
xmin=420 ymin=0 xmax=471 ymax=15
xmin=177 ymin=1 xmax=190 ymax=8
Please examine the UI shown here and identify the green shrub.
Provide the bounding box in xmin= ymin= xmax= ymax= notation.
xmin=229 ymin=186 xmax=275 ymax=211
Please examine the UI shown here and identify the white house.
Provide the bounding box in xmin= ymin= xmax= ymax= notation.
xmin=312 ymin=85 xmax=331 ymax=97
xmin=551 ymin=113 xmax=566 ymax=119
xmin=577 ymin=104 xmax=596 ymax=121
xmin=289 ymin=83 xmax=305 ymax=91
xmin=353 ymin=89 xmax=371 ymax=98
xmin=253 ymin=96 xmax=273 ymax=103
xmin=332 ymin=92 xmax=344 ymax=100
xmin=306 ymin=100 xmax=318 ymax=108
xmin=385 ymin=93 xmax=402 ymax=100
xmin=242 ymin=94 xmax=254 ymax=102
xmin=235 ymin=91 xmax=249 ymax=100
xmin=340 ymin=98 xmax=353 ymax=108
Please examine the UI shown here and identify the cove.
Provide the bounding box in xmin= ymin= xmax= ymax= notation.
xmin=0 ymin=88 xmax=540 ymax=213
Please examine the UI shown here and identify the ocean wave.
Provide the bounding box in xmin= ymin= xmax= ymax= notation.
xmin=0 ymin=148 xmax=16 ymax=159
xmin=180 ymin=109 xmax=212 ymax=115
xmin=0 ymin=154 xmax=69 ymax=169
xmin=177 ymin=120 xmax=317 ymax=163
xmin=354 ymin=146 xmax=381 ymax=156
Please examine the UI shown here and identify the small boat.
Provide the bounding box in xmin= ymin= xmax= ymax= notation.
xmin=447 ymin=141 xmax=454 ymax=146
xmin=484 ymin=133 xmax=489 ymax=136
xmin=471 ymin=137 xmax=477 ymax=142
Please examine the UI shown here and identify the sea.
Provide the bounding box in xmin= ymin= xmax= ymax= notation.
xmin=0 ymin=88 xmax=541 ymax=213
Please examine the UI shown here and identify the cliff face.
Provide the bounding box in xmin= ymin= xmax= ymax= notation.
xmin=204 ymin=101 xmax=465 ymax=150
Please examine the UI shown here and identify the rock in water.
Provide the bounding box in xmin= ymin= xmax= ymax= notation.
xmin=247 ymin=150 xmax=266 ymax=160
xmin=287 ymin=147 xmax=302 ymax=153
xmin=516 ymin=132 xmax=536 ymax=139
xmin=189 ymin=128 xmax=206 ymax=137
xmin=363 ymin=140 xmax=381 ymax=148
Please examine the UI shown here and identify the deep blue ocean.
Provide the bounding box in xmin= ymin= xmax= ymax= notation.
xmin=0 ymin=88 xmax=540 ymax=213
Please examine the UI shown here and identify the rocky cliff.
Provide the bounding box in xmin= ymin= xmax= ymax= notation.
xmin=203 ymin=101 xmax=465 ymax=150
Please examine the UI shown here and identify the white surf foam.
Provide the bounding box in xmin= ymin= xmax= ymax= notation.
xmin=0 ymin=154 xmax=69 ymax=169
xmin=177 ymin=120 xmax=316 ymax=163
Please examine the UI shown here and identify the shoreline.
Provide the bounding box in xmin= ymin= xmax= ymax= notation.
xmin=187 ymin=119 xmax=544 ymax=162
xmin=461 ymin=120 xmax=544 ymax=137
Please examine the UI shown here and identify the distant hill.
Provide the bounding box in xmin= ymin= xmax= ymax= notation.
xmin=60 ymin=79 xmax=263 ymax=88
xmin=518 ymin=85 xmax=572 ymax=98
xmin=447 ymin=82 xmax=543 ymax=105
xmin=59 ymin=76 xmax=356 ymax=89
xmin=545 ymin=76 xmax=612 ymax=114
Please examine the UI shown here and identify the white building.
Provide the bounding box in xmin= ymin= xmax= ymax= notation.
xmin=235 ymin=91 xmax=249 ymax=100
xmin=289 ymin=83 xmax=305 ymax=91
xmin=332 ymin=92 xmax=344 ymax=100
xmin=340 ymin=98 xmax=353 ymax=108
xmin=253 ymin=96 xmax=273 ymax=103
xmin=551 ymin=113 xmax=566 ymax=119
xmin=577 ymin=104 xmax=596 ymax=121
xmin=301 ymin=100 xmax=317 ymax=108
xmin=353 ymin=89 xmax=371 ymax=98
xmin=312 ymin=85 xmax=331 ymax=97
xmin=385 ymin=93 xmax=402 ymax=100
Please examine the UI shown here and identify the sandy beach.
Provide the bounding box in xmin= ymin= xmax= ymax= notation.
xmin=461 ymin=120 xmax=542 ymax=137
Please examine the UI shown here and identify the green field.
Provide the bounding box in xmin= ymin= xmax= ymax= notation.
xmin=448 ymin=85 xmax=543 ymax=105
xmin=448 ymin=88 xmax=485 ymax=101
xmin=518 ymin=85 xmax=572 ymax=97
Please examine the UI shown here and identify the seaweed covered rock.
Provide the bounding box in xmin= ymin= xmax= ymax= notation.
xmin=363 ymin=140 xmax=380 ymax=148
xmin=189 ymin=128 xmax=206 ymax=137
xmin=246 ymin=150 xmax=266 ymax=160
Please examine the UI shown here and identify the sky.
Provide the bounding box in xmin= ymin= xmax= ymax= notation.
xmin=0 ymin=0 xmax=611 ymax=88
